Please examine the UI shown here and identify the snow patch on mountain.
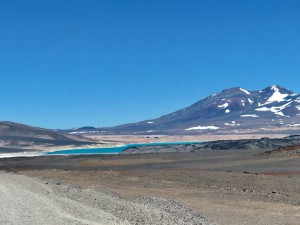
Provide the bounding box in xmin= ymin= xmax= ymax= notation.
xmin=240 ymin=114 xmax=259 ymax=118
xmin=255 ymin=101 xmax=292 ymax=117
xmin=185 ymin=126 xmax=219 ymax=130
xmin=248 ymin=98 xmax=253 ymax=104
xmin=218 ymin=103 xmax=229 ymax=108
xmin=261 ymin=85 xmax=289 ymax=105
xmin=224 ymin=121 xmax=240 ymax=126
xmin=239 ymin=88 xmax=250 ymax=95
xmin=255 ymin=107 xmax=285 ymax=116
xmin=225 ymin=109 xmax=230 ymax=113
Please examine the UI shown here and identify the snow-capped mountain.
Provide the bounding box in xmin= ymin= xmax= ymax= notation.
xmin=68 ymin=85 xmax=300 ymax=135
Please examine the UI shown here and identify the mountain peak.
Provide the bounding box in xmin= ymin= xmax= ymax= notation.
xmin=271 ymin=85 xmax=281 ymax=91
xmin=69 ymin=85 xmax=300 ymax=135
xmin=262 ymin=85 xmax=295 ymax=94
xmin=217 ymin=87 xmax=251 ymax=96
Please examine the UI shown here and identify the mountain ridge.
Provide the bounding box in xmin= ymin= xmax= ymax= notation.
xmin=0 ymin=121 xmax=99 ymax=154
xmin=67 ymin=85 xmax=300 ymax=135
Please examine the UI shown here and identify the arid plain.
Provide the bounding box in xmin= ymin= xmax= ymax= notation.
xmin=1 ymin=134 xmax=299 ymax=225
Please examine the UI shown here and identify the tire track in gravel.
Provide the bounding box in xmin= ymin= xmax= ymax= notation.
xmin=0 ymin=171 xmax=217 ymax=225
xmin=0 ymin=172 xmax=122 ymax=225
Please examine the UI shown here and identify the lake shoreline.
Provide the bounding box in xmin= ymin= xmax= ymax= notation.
xmin=46 ymin=141 xmax=204 ymax=156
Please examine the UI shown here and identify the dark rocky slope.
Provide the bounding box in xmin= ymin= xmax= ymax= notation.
xmin=122 ymin=135 xmax=300 ymax=154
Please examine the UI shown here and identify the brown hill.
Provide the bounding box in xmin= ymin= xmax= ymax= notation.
xmin=261 ymin=143 xmax=300 ymax=157
xmin=0 ymin=121 xmax=99 ymax=153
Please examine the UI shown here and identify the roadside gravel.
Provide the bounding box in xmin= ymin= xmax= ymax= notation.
xmin=0 ymin=171 xmax=216 ymax=225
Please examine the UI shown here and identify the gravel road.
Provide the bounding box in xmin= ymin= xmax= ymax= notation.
xmin=0 ymin=171 xmax=216 ymax=225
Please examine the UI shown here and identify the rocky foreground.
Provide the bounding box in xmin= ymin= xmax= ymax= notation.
xmin=1 ymin=148 xmax=300 ymax=225
xmin=0 ymin=171 xmax=216 ymax=225
xmin=122 ymin=135 xmax=300 ymax=154
xmin=261 ymin=144 xmax=300 ymax=157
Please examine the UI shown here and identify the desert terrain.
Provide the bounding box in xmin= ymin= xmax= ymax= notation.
xmin=86 ymin=134 xmax=288 ymax=144
xmin=0 ymin=171 xmax=213 ymax=225
xmin=1 ymin=143 xmax=299 ymax=225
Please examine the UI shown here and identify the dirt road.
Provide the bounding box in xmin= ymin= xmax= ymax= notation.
xmin=0 ymin=171 xmax=215 ymax=225
xmin=0 ymin=172 xmax=122 ymax=225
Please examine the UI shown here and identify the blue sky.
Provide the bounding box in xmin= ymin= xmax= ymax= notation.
xmin=0 ymin=0 xmax=299 ymax=129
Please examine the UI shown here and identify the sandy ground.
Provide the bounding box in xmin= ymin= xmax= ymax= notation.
xmin=2 ymin=149 xmax=298 ymax=225
xmin=86 ymin=134 xmax=287 ymax=144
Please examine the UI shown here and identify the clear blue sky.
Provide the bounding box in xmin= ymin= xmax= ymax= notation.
xmin=0 ymin=0 xmax=299 ymax=129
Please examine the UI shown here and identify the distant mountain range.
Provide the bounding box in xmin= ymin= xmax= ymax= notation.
xmin=67 ymin=85 xmax=300 ymax=135
xmin=0 ymin=121 xmax=98 ymax=154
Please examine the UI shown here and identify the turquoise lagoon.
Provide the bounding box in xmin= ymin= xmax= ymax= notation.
xmin=46 ymin=141 xmax=203 ymax=155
